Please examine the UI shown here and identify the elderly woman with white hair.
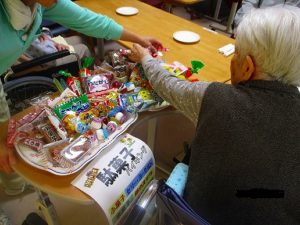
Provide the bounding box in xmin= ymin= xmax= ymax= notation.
xmin=129 ymin=5 xmax=300 ymax=225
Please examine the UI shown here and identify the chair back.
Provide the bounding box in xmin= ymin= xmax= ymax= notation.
xmin=157 ymin=180 xmax=210 ymax=225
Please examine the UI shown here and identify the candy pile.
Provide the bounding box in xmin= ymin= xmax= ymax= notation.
xmin=7 ymin=49 xmax=168 ymax=171
xmin=8 ymin=49 xmax=204 ymax=173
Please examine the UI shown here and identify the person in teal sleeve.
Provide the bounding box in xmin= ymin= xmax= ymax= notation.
xmin=0 ymin=0 xmax=161 ymax=223
xmin=0 ymin=0 xmax=162 ymax=173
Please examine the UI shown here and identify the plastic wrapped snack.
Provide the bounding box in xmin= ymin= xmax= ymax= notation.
xmin=13 ymin=109 xmax=67 ymax=154
xmin=48 ymin=88 xmax=77 ymax=109
xmin=82 ymin=73 xmax=113 ymax=94
xmin=119 ymin=88 xmax=157 ymax=113
xmin=60 ymin=131 xmax=98 ymax=164
xmin=53 ymin=95 xmax=94 ymax=135
xmin=44 ymin=139 xmax=72 ymax=167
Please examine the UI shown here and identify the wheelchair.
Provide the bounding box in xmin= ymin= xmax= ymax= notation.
xmin=2 ymin=50 xmax=81 ymax=115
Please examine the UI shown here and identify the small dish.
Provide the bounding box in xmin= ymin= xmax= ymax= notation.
xmin=116 ymin=7 xmax=139 ymax=16
xmin=173 ymin=31 xmax=200 ymax=44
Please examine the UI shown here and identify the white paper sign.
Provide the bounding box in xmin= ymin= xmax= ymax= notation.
xmin=72 ymin=133 xmax=155 ymax=225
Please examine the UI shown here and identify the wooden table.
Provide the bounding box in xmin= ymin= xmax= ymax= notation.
xmin=0 ymin=107 xmax=92 ymax=204
xmin=78 ymin=0 xmax=234 ymax=83
xmin=0 ymin=1 xmax=235 ymax=223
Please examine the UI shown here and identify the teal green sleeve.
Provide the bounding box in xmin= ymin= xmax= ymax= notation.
xmin=43 ymin=0 xmax=123 ymax=40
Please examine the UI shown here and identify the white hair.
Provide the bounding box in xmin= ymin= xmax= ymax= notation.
xmin=236 ymin=5 xmax=300 ymax=86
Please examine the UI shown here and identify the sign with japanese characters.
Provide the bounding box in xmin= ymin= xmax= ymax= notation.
xmin=72 ymin=133 xmax=155 ymax=225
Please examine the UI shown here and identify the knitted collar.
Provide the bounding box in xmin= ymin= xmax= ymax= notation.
xmin=238 ymin=80 xmax=300 ymax=96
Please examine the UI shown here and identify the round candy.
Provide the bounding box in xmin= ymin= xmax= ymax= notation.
xmin=106 ymin=121 xmax=117 ymax=134
xmin=101 ymin=117 xmax=109 ymax=125
xmin=96 ymin=129 xmax=105 ymax=142
xmin=75 ymin=122 xmax=89 ymax=134
xmin=115 ymin=112 xmax=127 ymax=124
xmin=90 ymin=117 xmax=102 ymax=130
xmin=111 ymin=80 xmax=122 ymax=89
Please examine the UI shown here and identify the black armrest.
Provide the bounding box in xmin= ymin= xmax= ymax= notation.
xmin=11 ymin=50 xmax=71 ymax=73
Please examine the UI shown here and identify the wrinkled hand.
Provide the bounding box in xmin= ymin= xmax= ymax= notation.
xmin=128 ymin=44 xmax=151 ymax=63
xmin=140 ymin=37 xmax=163 ymax=54
xmin=0 ymin=148 xmax=16 ymax=174
xmin=54 ymin=43 xmax=69 ymax=51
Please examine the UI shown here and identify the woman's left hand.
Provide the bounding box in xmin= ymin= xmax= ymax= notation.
xmin=140 ymin=37 xmax=163 ymax=53
xmin=128 ymin=43 xmax=151 ymax=63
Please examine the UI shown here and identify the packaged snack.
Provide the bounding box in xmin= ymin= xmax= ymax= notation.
xmin=37 ymin=122 xmax=62 ymax=143
xmin=27 ymin=92 xmax=53 ymax=110
xmin=48 ymin=88 xmax=77 ymax=108
xmin=129 ymin=64 xmax=150 ymax=89
xmin=107 ymin=105 xmax=122 ymax=117
xmin=82 ymin=73 xmax=112 ymax=93
xmin=161 ymin=61 xmax=188 ymax=76
xmin=80 ymin=57 xmax=94 ymax=77
xmin=60 ymin=131 xmax=98 ymax=163
xmin=107 ymin=50 xmax=128 ymax=67
xmin=6 ymin=119 xmax=17 ymax=148
xmin=118 ymin=82 xmax=135 ymax=94
xmin=92 ymin=66 xmax=113 ymax=75
xmin=119 ymin=89 xmax=156 ymax=112
xmin=20 ymin=137 xmax=44 ymax=152
xmin=114 ymin=65 xmax=129 ymax=82
xmin=59 ymin=71 xmax=83 ymax=96
xmin=66 ymin=77 xmax=82 ymax=96
xmin=45 ymin=108 xmax=68 ymax=139
xmin=44 ymin=139 xmax=72 ymax=167
xmin=53 ymin=95 xmax=94 ymax=134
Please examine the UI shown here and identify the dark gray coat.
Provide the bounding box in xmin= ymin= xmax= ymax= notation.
xmin=184 ymin=80 xmax=300 ymax=225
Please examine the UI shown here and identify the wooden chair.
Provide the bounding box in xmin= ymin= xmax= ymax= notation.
xmin=162 ymin=0 xmax=203 ymax=14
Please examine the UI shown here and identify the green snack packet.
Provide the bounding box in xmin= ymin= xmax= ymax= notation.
xmin=191 ymin=60 xmax=205 ymax=74
xmin=54 ymin=94 xmax=90 ymax=121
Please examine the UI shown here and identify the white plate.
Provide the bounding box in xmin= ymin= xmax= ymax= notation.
xmin=15 ymin=113 xmax=138 ymax=176
xmin=116 ymin=7 xmax=139 ymax=16
xmin=173 ymin=31 xmax=200 ymax=44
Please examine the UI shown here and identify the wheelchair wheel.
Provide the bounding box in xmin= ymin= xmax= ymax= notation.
xmin=4 ymin=76 xmax=57 ymax=115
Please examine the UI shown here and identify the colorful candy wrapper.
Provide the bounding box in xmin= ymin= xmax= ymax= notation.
xmin=119 ymin=88 xmax=156 ymax=112
xmin=6 ymin=119 xmax=17 ymax=148
xmin=60 ymin=131 xmax=98 ymax=163
xmin=45 ymin=108 xmax=68 ymax=139
xmin=44 ymin=139 xmax=72 ymax=167
xmin=59 ymin=71 xmax=83 ymax=96
xmin=48 ymin=88 xmax=77 ymax=108
xmin=129 ymin=64 xmax=151 ymax=89
xmin=82 ymin=73 xmax=112 ymax=94
xmin=80 ymin=57 xmax=94 ymax=77
xmin=37 ymin=122 xmax=62 ymax=143
xmin=53 ymin=95 xmax=95 ymax=135
xmin=107 ymin=50 xmax=128 ymax=67
xmin=19 ymin=137 xmax=44 ymax=152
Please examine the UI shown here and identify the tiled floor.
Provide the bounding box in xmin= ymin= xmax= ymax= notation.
xmin=0 ymin=5 xmax=231 ymax=225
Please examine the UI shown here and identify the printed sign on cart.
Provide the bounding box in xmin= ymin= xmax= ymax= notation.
xmin=72 ymin=133 xmax=155 ymax=225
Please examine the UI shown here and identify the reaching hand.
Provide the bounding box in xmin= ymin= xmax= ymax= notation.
xmin=128 ymin=44 xmax=151 ymax=63
xmin=140 ymin=37 xmax=163 ymax=54
xmin=0 ymin=147 xmax=16 ymax=174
